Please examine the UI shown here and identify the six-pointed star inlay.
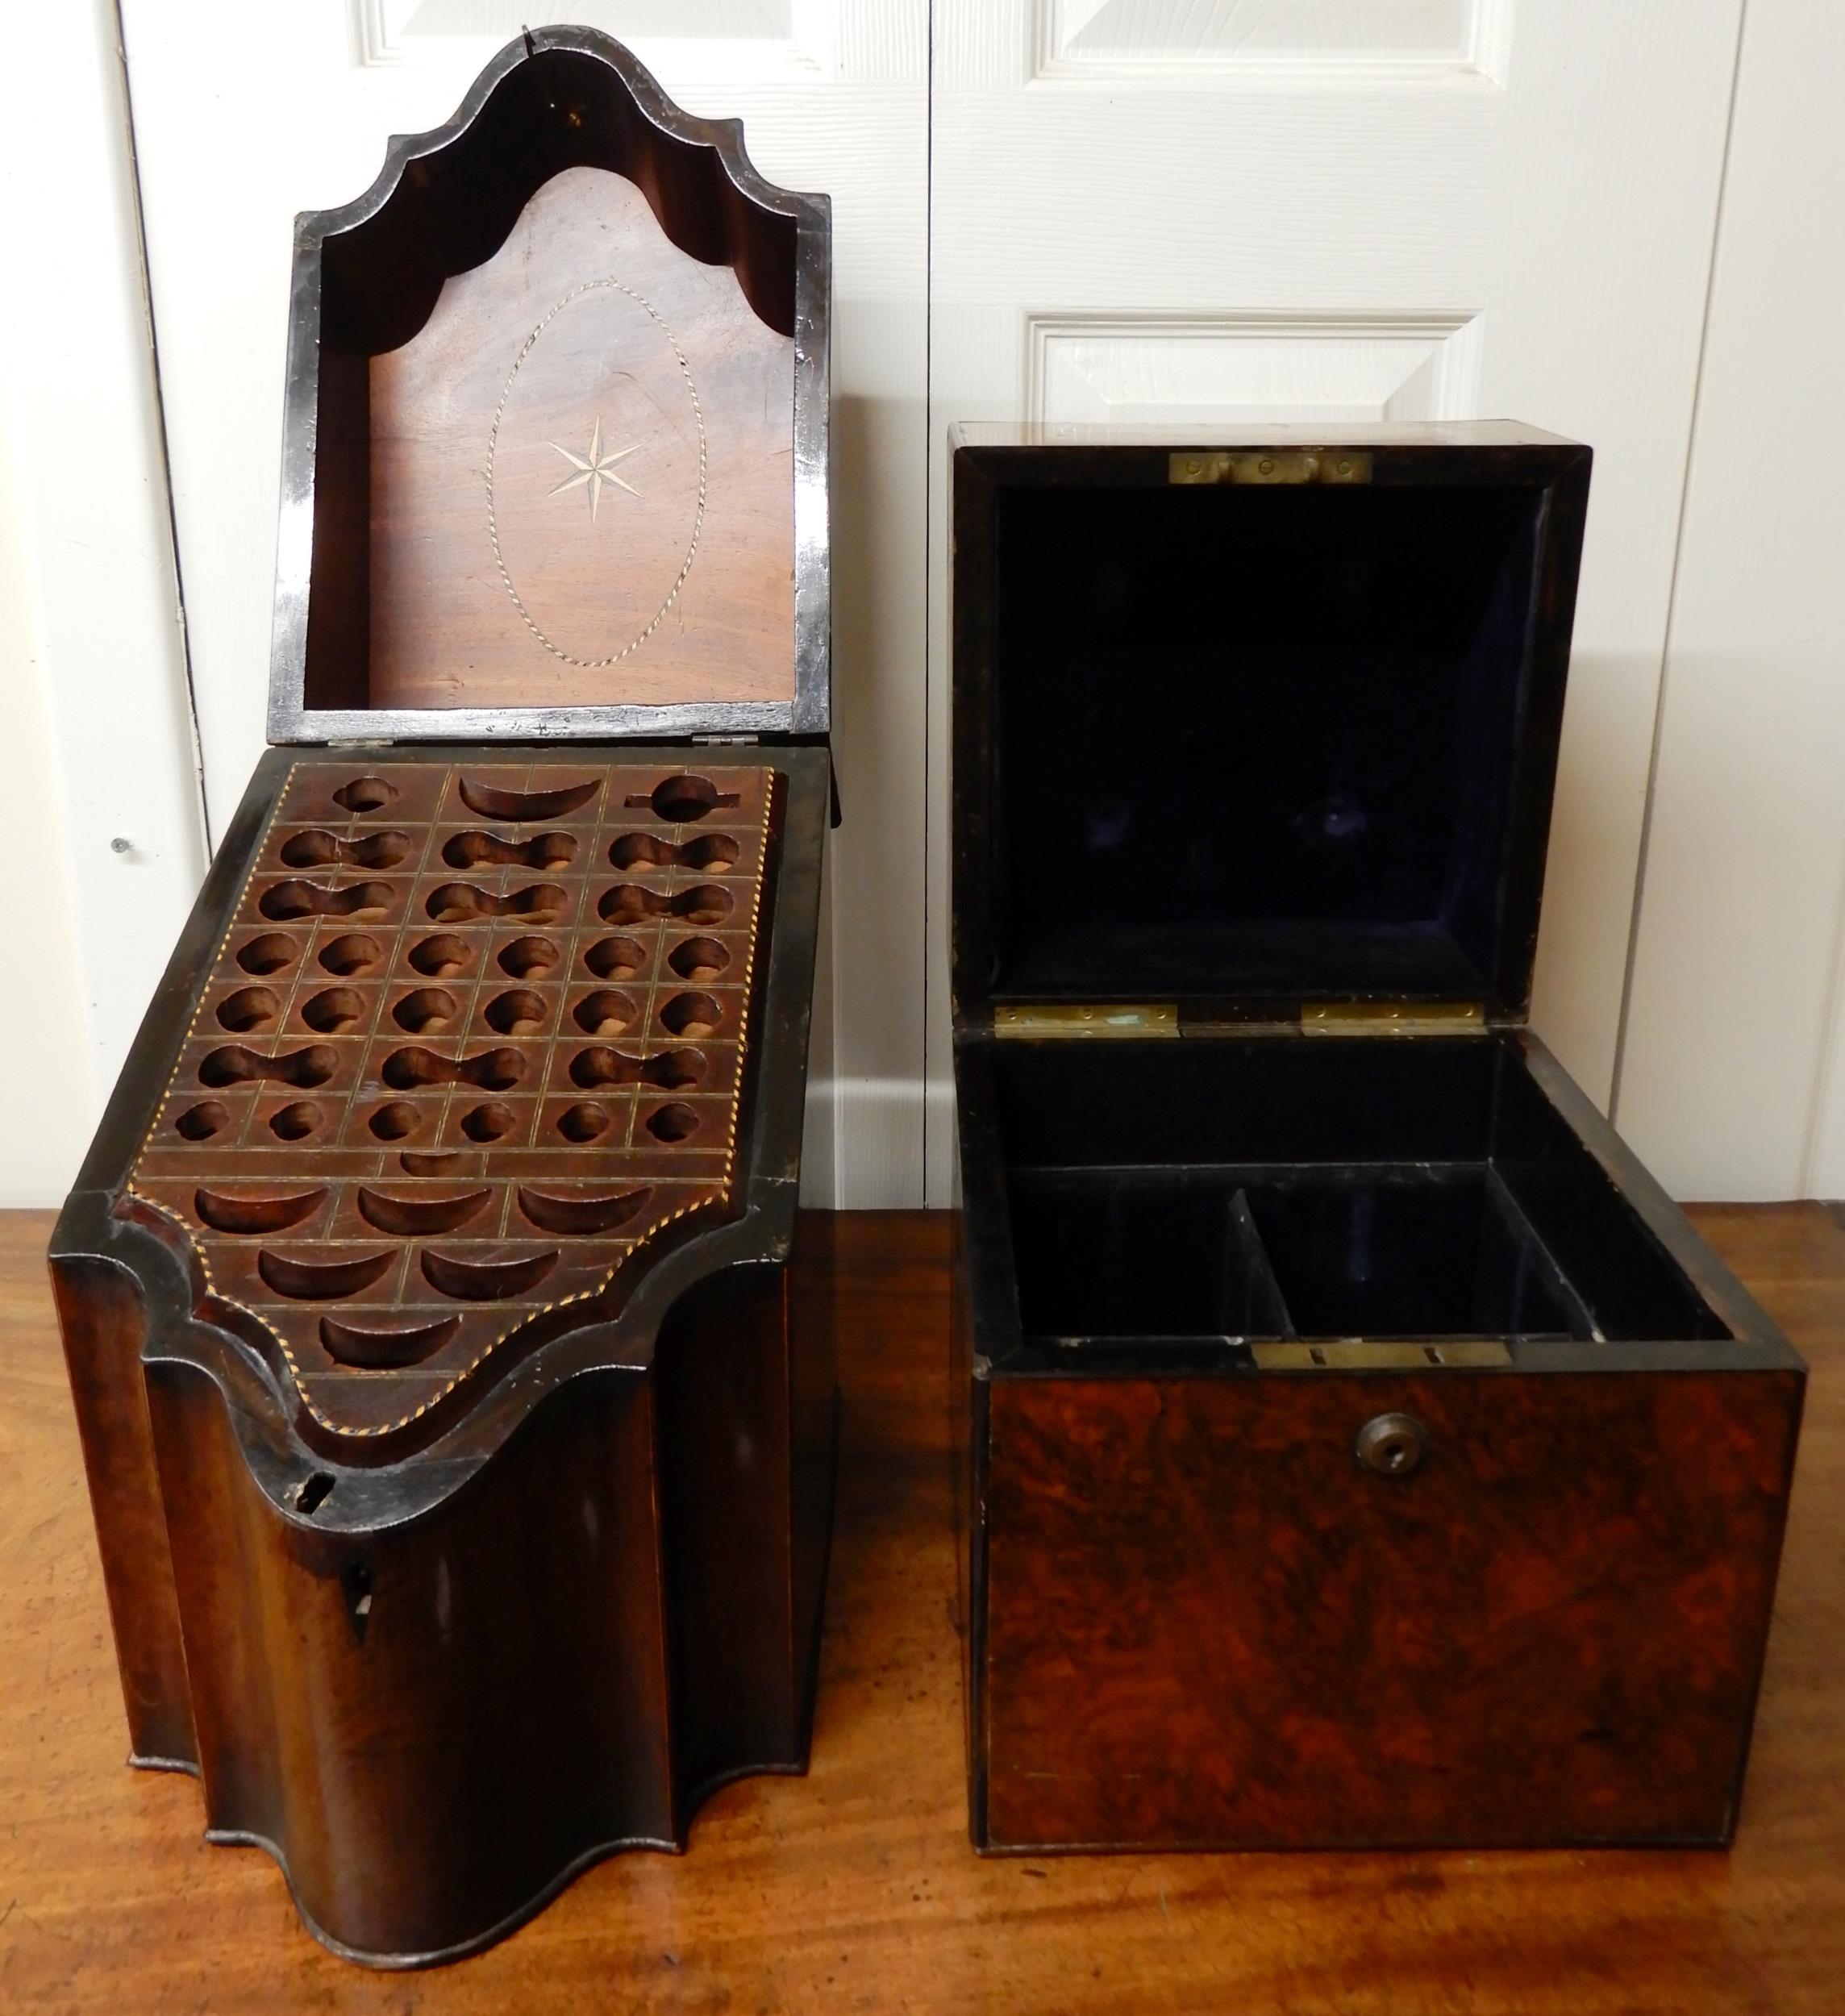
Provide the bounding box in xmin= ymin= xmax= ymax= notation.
xmin=548 ymin=418 xmax=640 ymax=523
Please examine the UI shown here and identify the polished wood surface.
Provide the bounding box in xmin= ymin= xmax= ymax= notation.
xmin=367 ymin=169 xmax=796 ymax=714
xmin=3 ymin=1204 xmax=1842 ymax=2010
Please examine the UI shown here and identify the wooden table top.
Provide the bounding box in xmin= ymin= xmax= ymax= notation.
xmin=2 ymin=1204 xmax=1839 ymax=2013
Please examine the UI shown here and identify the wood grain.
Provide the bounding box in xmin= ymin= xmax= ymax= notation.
xmin=364 ymin=169 xmax=796 ymax=714
xmin=4 ymin=1205 xmax=1843 ymax=2011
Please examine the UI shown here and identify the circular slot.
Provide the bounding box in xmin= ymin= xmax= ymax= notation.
xmin=427 ymin=881 xmax=568 ymax=926
xmin=216 ymin=986 xmax=279 ymax=1034
xmin=174 ymin=1101 xmax=230 ymax=1142
xmin=598 ymin=885 xmax=654 ymax=927
xmin=460 ymin=1102 xmax=518 ymax=1143
xmin=679 ymin=884 xmax=733 ymax=926
xmin=260 ymin=878 xmax=394 ymax=923
xmin=382 ymin=1046 xmax=523 ymax=1093
xmin=269 ymin=1101 xmax=321 ymax=1141
xmin=660 ymin=991 xmax=722 ymax=1039
xmin=485 ymin=989 xmax=548 ymax=1036
xmin=281 ymin=828 xmax=412 ymax=869
xmin=332 ymin=777 xmax=399 ymax=814
xmin=607 ymin=832 xmax=673 ymax=869
xmin=681 ymin=834 xmax=740 ymax=873
xmin=644 ymin=1048 xmax=706 ymax=1091
xmin=646 ymin=1102 xmax=701 ymax=1144
xmin=409 ymin=934 xmax=470 ymax=978
xmin=443 ymin=829 xmax=577 ymax=870
xmin=426 ymin=882 xmax=490 ymax=924
xmin=399 ymin=1150 xmax=460 ymax=1176
xmin=499 ymin=935 xmax=560 ymax=980
xmin=301 ymin=987 xmax=364 ymax=1034
xmin=573 ymin=989 xmax=638 ymax=1038
xmin=319 ymin=933 xmax=382 ymax=977
xmin=556 ymin=1102 xmax=611 ymax=1143
xmin=649 ymin=774 xmax=723 ymax=822
xmin=258 ymin=879 xmax=318 ymax=922
xmin=236 ymin=934 xmax=297 ymax=977
xmin=393 ymin=987 xmax=456 ymax=1035
xmin=569 ymin=1047 xmax=638 ymax=1090
xmin=368 ymin=1101 xmax=420 ymax=1141
xmin=199 ymin=1043 xmax=335 ymax=1089
xmin=585 ymin=935 xmax=646 ymax=981
xmin=668 ymin=936 xmax=730 ymax=982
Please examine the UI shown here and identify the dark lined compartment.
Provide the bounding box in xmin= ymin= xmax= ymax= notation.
xmin=983 ymin=479 xmax=1552 ymax=1010
xmin=995 ymin=1036 xmax=1731 ymax=1348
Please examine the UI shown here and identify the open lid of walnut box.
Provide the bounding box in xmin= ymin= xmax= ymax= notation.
xmin=949 ymin=423 xmax=1592 ymax=1031
xmin=269 ymin=26 xmax=830 ymax=746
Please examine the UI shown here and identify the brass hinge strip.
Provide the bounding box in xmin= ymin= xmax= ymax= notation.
xmin=1253 ymin=1339 xmax=1511 ymax=1371
xmin=992 ymin=1000 xmax=1485 ymax=1039
xmin=1169 ymin=449 xmax=1373 ymax=487
xmin=1301 ymin=1000 xmax=1486 ymax=1037
xmin=993 ymin=1003 xmax=1179 ymax=1039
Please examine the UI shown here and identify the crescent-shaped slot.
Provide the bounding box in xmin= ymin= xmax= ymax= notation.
xmin=257 ymin=1248 xmax=396 ymax=1301
xmin=319 ymin=1314 xmax=462 ymax=1371
xmin=516 ymin=1185 xmax=653 ymax=1236
xmin=421 ymin=1248 xmax=559 ymax=1302
xmin=194 ymin=1186 xmax=327 ymax=1235
xmin=457 ymin=777 xmax=600 ymax=823
xmin=356 ymin=1185 xmax=493 ymax=1236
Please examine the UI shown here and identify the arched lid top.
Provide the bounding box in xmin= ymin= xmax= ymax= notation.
xmin=269 ymin=27 xmax=831 ymax=744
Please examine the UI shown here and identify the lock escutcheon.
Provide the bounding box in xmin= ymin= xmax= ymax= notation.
xmin=1356 ymin=1411 xmax=1427 ymax=1477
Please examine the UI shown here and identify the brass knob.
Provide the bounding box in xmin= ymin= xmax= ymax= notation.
xmin=1356 ymin=1412 xmax=1427 ymax=1477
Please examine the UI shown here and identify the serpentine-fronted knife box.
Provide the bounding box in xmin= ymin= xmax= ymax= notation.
xmin=949 ymin=425 xmax=1804 ymax=1854
xmin=51 ymin=30 xmax=836 ymax=1966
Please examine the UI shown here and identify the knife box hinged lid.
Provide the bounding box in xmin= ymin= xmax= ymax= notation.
xmin=269 ymin=24 xmax=829 ymax=744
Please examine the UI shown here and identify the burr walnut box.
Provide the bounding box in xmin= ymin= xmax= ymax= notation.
xmin=949 ymin=424 xmax=1805 ymax=1856
xmin=51 ymin=31 xmax=835 ymax=1966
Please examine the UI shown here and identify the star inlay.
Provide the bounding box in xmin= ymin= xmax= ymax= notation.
xmin=547 ymin=418 xmax=640 ymax=523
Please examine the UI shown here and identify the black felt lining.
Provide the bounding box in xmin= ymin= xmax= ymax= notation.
xmin=990 ymin=482 xmax=1543 ymax=1003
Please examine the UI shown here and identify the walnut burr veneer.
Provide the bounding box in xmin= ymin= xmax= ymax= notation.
xmin=52 ymin=30 xmax=835 ymax=1967
xmin=949 ymin=426 xmax=1805 ymax=1856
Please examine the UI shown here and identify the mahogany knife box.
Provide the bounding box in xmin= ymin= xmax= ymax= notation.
xmin=950 ymin=425 xmax=1805 ymax=1854
xmin=51 ymin=31 xmax=836 ymax=1965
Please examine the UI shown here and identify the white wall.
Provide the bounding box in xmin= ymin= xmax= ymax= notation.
xmin=2 ymin=0 xmax=1843 ymax=1209
xmin=0 ymin=0 xmax=206 ymax=1209
xmin=1614 ymin=0 xmax=1845 ymax=1200
xmin=0 ymin=401 xmax=95 ymax=1205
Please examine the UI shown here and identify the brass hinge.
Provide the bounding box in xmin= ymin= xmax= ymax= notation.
xmin=1169 ymin=449 xmax=1372 ymax=487
xmin=992 ymin=1002 xmax=1179 ymax=1039
xmin=1301 ymin=1000 xmax=1486 ymax=1037
xmin=1253 ymin=1339 xmax=1511 ymax=1371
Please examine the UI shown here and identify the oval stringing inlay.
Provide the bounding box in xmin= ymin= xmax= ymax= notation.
xmin=485 ymin=279 xmax=708 ymax=669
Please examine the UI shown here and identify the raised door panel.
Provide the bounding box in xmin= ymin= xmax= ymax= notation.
xmin=927 ymin=0 xmax=1744 ymax=1202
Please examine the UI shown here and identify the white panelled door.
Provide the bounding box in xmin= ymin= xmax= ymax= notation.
xmin=925 ymin=0 xmax=1746 ymax=1202
xmin=119 ymin=0 xmax=929 ymax=1206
